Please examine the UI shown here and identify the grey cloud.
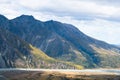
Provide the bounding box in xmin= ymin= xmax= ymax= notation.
xmin=1 ymin=0 xmax=120 ymax=22
xmin=101 ymin=16 xmax=120 ymax=22
xmin=84 ymin=0 xmax=120 ymax=6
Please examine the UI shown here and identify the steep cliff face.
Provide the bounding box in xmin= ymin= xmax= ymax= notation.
xmin=0 ymin=15 xmax=120 ymax=68
xmin=0 ymin=28 xmax=83 ymax=69
xmin=0 ymin=28 xmax=33 ymax=68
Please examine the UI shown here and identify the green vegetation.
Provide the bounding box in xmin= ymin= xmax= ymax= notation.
xmin=29 ymin=44 xmax=83 ymax=69
xmin=90 ymin=44 xmax=120 ymax=68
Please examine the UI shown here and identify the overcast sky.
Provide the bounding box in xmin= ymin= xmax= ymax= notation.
xmin=0 ymin=0 xmax=120 ymax=44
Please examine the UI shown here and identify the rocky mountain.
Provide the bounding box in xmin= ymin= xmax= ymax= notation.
xmin=0 ymin=14 xmax=120 ymax=68
xmin=0 ymin=28 xmax=82 ymax=69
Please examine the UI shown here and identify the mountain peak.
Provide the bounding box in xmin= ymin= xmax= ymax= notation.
xmin=45 ymin=20 xmax=56 ymax=23
xmin=20 ymin=14 xmax=34 ymax=19
xmin=0 ymin=14 xmax=8 ymax=21
xmin=13 ymin=15 xmax=35 ymax=21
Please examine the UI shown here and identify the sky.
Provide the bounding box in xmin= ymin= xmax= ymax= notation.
xmin=0 ymin=0 xmax=120 ymax=44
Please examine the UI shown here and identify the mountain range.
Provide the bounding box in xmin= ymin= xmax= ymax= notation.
xmin=0 ymin=14 xmax=120 ymax=68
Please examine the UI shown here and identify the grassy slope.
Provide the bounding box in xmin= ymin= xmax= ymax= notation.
xmin=29 ymin=44 xmax=83 ymax=69
xmin=90 ymin=44 xmax=120 ymax=68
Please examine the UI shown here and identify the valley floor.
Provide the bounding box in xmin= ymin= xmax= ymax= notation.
xmin=0 ymin=69 xmax=120 ymax=80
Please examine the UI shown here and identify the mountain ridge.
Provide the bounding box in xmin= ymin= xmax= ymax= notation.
xmin=0 ymin=14 xmax=120 ymax=68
